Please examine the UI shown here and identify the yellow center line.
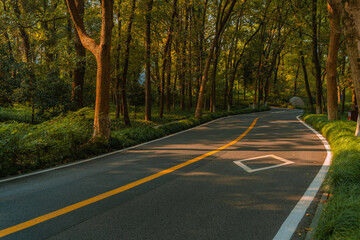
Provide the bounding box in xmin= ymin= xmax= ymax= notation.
xmin=0 ymin=116 xmax=261 ymax=238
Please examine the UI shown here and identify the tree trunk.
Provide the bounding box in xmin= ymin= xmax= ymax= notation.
xmin=210 ymin=45 xmax=220 ymax=112
xmin=71 ymin=0 xmax=86 ymax=110
xmin=341 ymin=87 xmax=346 ymax=113
xmin=145 ymin=0 xmax=153 ymax=121
xmin=341 ymin=0 xmax=360 ymax=136
xmin=187 ymin=3 xmax=192 ymax=111
xmin=166 ymin=43 xmax=172 ymax=112
xmin=66 ymin=0 xmax=113 ymax=139
xmin=120 ymin=0 xmax=137 ymax=126
xmin=196 ymin=0 xmax=208 ymax=104
xmin=173 ymin=74 xmax=177 ymax=111
xmin=300 ymin=51 xmax=314 ymax=113
xmin=312 ymin=0 xmax=323 ymax=114
xmin=115 ymin=5 xmax=122 ymax=119
xmin=326 ymin=0 xmax=341 ymax=121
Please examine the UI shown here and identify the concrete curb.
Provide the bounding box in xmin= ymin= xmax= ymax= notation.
xmin=305 ymin=193 xmax=329 ymax=240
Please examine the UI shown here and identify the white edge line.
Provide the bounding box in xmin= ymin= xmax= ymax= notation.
xmin=0 ymin=113 xmax=263 ymax=184
xmin=273 ymin=115 xmax=332 ymax=240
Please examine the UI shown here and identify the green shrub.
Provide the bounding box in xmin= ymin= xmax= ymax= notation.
xmin=0 ymin=108 xmax=93 ymax=177
xmin=121 ymin=127 xmax=165 ymax=143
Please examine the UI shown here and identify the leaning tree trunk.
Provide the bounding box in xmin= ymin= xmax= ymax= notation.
xmin=326 ymin=0 xmax=341 ymax=121
xmin=66 ymin=0 xmax=113 ymax=139
xmin=341 ymin=0 xmax=360 ymax=136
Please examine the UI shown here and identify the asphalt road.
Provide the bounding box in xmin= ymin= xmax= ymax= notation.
xmin=0 ymin=108 xmax=327 ymax=240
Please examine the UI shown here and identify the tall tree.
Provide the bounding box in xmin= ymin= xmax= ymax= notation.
xmin=160 ymin=0 xmax=177 ymax=118
xmin=195 ymin=0 xmax=237 ymax=119
xmin=66 ymin=0 xmax=114 ymax=139
xmin=340 ymin=0 xmax=360 ymax=136
xmin=312 ymin=0 xmax=323 ymax=114
xmin=120 ymin=0 xmax=137 ymax=126
xmin=115 ymin=1 xmax=122 ymax=119
xmin=71 ymin=0 xmax=86 ymax=109
xmin=326 ymin=0 xmax=341 ymax=121
xmin=144 ymin=0 xmax=153 ymax=121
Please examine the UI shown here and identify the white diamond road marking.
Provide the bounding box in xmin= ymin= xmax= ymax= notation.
xmin=233 ymin=154 xmax=294 ymax=173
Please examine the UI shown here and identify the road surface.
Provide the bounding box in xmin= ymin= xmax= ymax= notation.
xmin=0 ymin=109 xmax=327 ymax=239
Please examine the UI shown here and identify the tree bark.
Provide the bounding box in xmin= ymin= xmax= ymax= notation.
xmin=341 ymin=0 xmax=360 ymax=136
xmin=166 ymin=46 xmax=172 ymax=112
xmin=115 ymin=3 xmax=122 ymax=119
xmin=341 ymin=87 xmax=346 ymax=113
xmin=187 ymin=2 xmax=192 ymax=111
xmin=120 ymin=0 xmax=137 ymax=126
xmin=300 ymin=51 xmax=314 ymax=113
xmin=66 ymin=0 xmax=113 ymax=139
xmin=144 ymin=0 xmax=153 ymax=121
xmin=312 ymin=0 xmax=323 ymax=114
xmin=210 ymin=44 xmax=220 ymax=112
xmin=71 ymin=0 xmax=86 ymax=109
xmin=326 ymin=0 xmax=341 ymax=120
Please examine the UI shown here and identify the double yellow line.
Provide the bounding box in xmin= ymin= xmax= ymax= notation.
xmin=0 ymin=116 xmax=260 ymax=238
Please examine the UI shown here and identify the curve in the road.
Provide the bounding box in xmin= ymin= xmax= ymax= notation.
xmin=0 ymin=116 xmax=261 ymax=238
xmin=273 ymin=115 xmax=332 ymax=239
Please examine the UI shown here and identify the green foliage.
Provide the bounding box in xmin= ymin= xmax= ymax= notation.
xmin=159 ymin=117 xmax=200 ymax=134
xmin=33 ymin=75 xmax=71 ymax=118
xmin=0 ymin=108 xmax=93 ymax=177
xmin=0 ymin=105 xmax=35 ymax=123
xmin=0 ymin=121 xmax=31 ymax=176
xmin=0 ymin=45 xmax=23 ymax=106
xmin=303 ymin=114 xmax=360 ymax=239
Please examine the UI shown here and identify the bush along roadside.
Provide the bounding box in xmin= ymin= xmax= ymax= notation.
xmin=303 ymin=114 xmax=360 ymax=240
xmin=0 ymin=106 xmax=270 ymax=178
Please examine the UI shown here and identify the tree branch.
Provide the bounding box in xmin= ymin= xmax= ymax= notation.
xmin=65 ymin=0 xmax=98 ymax=54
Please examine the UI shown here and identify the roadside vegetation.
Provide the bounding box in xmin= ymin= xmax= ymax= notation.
xmin=0 ymin=105 xmax=270 ymax=178
xmin=303 ymin=114 xmax=360 ymax=239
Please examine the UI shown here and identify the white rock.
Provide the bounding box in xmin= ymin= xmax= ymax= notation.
xmin=289 ymin=97 xmax=305 ymax=108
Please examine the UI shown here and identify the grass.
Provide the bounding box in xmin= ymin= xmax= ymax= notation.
xmin=0 ymin=104 xmax=38 ymax=123
xmin=302 ymin=114 xmax=360 ymax=239
xmin=0 ymin=105 xmax=270 ymax=178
